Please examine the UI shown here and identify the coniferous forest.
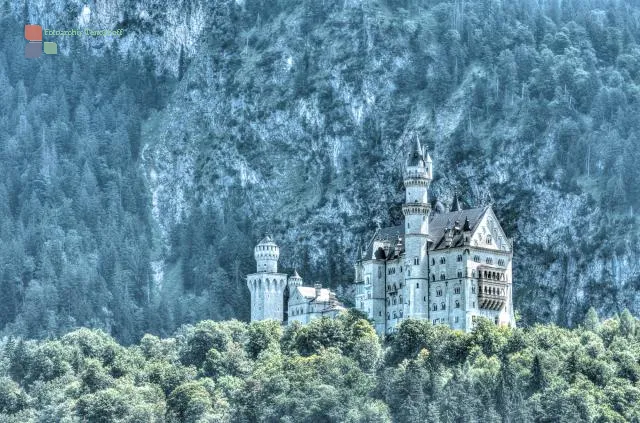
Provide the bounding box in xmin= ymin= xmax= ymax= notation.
xmin=1 ymin=0 xmax=640 ymax=420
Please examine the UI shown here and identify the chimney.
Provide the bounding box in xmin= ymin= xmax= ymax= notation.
xmin=314 ymin=283 xmax=322 ymax=299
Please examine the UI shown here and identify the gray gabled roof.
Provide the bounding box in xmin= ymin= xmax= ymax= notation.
xmin=361 ymin=206 xmax=490 ymax=259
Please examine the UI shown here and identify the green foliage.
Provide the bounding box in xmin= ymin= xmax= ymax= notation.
xmin=0 ymin=315 xmax=638 ymax=421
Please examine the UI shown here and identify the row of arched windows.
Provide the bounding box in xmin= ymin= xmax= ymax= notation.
xmin=291 ymin=307 xmax=305 ymax=316
xmin=257 ymin=245 xmax=277 ymax=251
xmin=482 ymin=270 xmax=505 ymax=281
xmin=432 ymin=301 xmax=461 ymax=311
xmin=483 ymin=286 xmax=506 ymax=296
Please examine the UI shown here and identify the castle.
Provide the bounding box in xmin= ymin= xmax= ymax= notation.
xmin=246 ymin=236 xmax=346 ymax=325
xmin=247 ymin=138 xmax=515 ymax=334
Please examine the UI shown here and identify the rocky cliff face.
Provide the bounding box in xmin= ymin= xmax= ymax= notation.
xmin=19 ymin=0 xmax=640 ymax=327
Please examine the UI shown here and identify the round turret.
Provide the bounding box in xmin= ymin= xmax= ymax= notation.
xmin=255 ymin=235 xmax=279 ymax=273
xmin=288 ymin=269 xmax=303 ymax=287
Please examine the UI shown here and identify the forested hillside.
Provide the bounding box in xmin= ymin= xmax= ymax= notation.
xmin=0 ymin=313 xmax=639 ymax=422
xmin=1 ymin=0 xmax=640 ymax=343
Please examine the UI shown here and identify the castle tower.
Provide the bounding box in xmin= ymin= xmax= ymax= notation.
xmin=246 ymin=236 xmax=288 ymax=322
xmin=288 ymin=269 xmax=303 ymax=288
xmin=402 ymin=137 xmax=432 ymax=320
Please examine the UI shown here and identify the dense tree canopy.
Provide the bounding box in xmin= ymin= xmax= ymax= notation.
xmin=0 ymin=310 xmax=638 ymax=422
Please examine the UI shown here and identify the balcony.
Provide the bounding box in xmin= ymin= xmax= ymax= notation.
xmin=478 ymin=280 xmax=508 ymax=310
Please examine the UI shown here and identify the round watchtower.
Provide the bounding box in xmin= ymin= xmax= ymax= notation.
xmin=255 ymin=235 xmax=279 ymax=273
xmin=288 ymin=269 xmax=303 ymax=288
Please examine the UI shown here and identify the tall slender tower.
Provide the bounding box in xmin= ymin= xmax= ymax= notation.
xmin=402 ymin=137 xmax=432 ymax=320
xmin=246 ymin=236 xmax=288 ymax=322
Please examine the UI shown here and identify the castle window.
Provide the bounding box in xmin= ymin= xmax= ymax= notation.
xmin=472 ymin=270 xmax=476 ymax=277
xmin=400 ymin=266 xmax=403 ymax=272
xmin=432 ymin=258 xmax=435 ymax=265
xmin=393 ymin=298 xmax=396 ymax=305
xmin=436 ymin=289 xmax=442 ymax=296
xmin=423 ymin=296 xmax=426 ymax=301
xmin=441 ymin=302 xmax=446 ymax=310
xmin=440 ymin=274 xmax=446 ymax=281
xmin=400 ymin=311 xmax=404 ymax=317
xmin=379 ymin=311 xmax=382 ymax=316
xmin=393 ymin=312 xmax=397 ymax=319
xmin=486 ymin=257 xmax=493 ymax=264
xmin=455 ymin=316 xmax=459 ymax=323
xmin=455 ymin=300 xmax=460 ymax=308
xmin=431 ymin=275 xmax=435 ymax=281
xmin=457 ymin=271 xmax=463 ymax=278
xmin=457 ymin=255 xmax=462 ymax=262
xmin=387 ymin=313 xmax=390 ymax=320
xmin=416 ymin=283 xmax=419 ymax=288
xmin=440 ymin=257 xmax=446 ymax=264
xmin=474 ymin=256 xmax=480 ymax=263
xmin=386 ymin=299 xmax=390 ymax=306
xmin=454 ymin=287 xmax=460 ymax=294
xmin=472 ymin=301 xmax=475 ymax=308
xmin=487 ymin=236 xmax=492 ymax=244
xmin=414 ymin=257 xmax=419 ymax=265
xmin=432 ymin=304 xmax=437 ymax=311
xmin=433 ymin=319 xmax=438 ymax=324
xmin=399 ymin=295 xmax=403 ymax=304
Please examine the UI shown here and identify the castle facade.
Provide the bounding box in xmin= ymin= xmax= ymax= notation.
xmin=247 ymin=139 xmax=515 ymax=334
xmin=354 ymin=139 xmax=515 ymax=334
xmin=246 ymin=236 xmax=345 ymax=325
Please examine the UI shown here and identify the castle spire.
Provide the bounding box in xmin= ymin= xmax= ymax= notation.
xmin=451 ymin=194 xmax=462 ymax=212
xmin=407 ymin=135 xmax=425 ymax=167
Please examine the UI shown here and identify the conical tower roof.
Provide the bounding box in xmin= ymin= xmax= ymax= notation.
xmin=451 ymin=195 xmax=462 ymax=212
xmin=407 ymin=136 xmax=425 ymax=166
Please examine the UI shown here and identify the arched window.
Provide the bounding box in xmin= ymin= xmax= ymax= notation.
xmin=440 ymin=274 xmax=446 ymax=281
xmin=416 ymin=283 xmax=419 ymax=288
xmin=457 ymin=255 xmax=462 ymax=262
xmin=432 ymin=303 xmax=438 ymax=311
xmin=486 ymin=236 xmax=492 ymax=244
xmin=393 ymin=312 xmax=397 ymax=319
xmin=431 ymin=275 xmax=435 ymax=281
xmin=474 ymin=255 xmax=480 ymax=263
xmin=387 ymin=312 xmax=390 ymax=320
xmin=436 ymin=289 xmax=442 ymax=296
xmin=454 ymin=287 xmax=460 ymax=294
xmin=441 ymin=302 xmax=446 ymax=310
xmin=440 ymin=257 xmax=446 ymax=264
xmin=455 ymin=300 xmax=460 ymax=308
xmin=432 ymin=258 xmax=435 ymax=266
